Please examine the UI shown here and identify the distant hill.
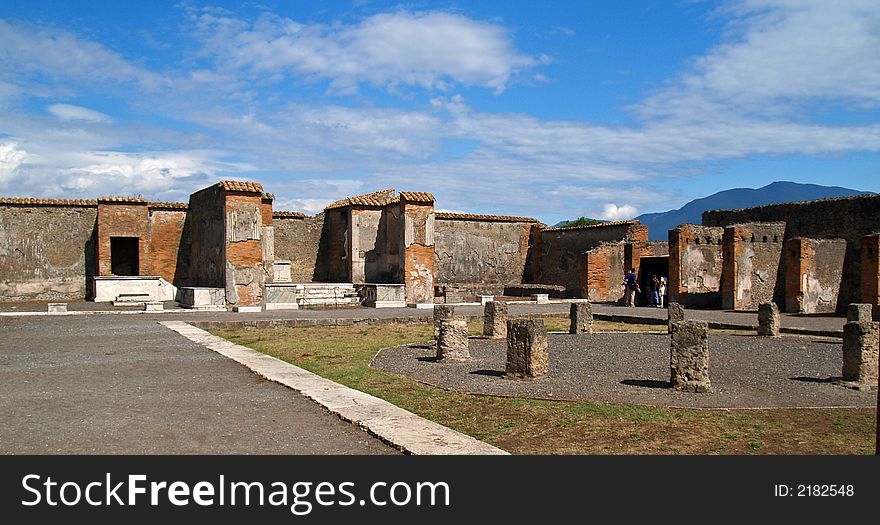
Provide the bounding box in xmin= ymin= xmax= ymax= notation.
xmin=635 ymin=181 xmax=871 ymax=240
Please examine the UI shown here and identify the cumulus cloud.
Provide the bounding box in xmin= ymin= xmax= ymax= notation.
xmin=190 ymin=10 xmax=545 ymax=93
xmin=598 ymin=204 xmax=638 ymax=221
xmin=0 ymin=141 xmax=27 ymax=185
xmin=47 ymin=103 xmax=112 ymax=123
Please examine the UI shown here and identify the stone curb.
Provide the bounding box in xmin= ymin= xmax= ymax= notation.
xmin=159 ymin=321 xmax=509 ymax=456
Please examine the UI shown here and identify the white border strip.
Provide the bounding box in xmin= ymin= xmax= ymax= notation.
xmin=160 ymin=321 xmax=509 ymax=456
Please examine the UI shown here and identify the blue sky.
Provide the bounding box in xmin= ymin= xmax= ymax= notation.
xmin=1 ymin=0 xmax=878 ymax=224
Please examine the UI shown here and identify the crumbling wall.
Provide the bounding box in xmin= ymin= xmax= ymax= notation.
xmin=148 ymin=207 xmax=190 ymax=286
xmin=785 ymin=238 xmax=847 ymax=314
xmin=538 ymin=222 xmax=640 ymax=297
xmin=704 ymin=194 xmax=880 ymax=308
xmin=434 ymin=218 xmax=534 ymax=287
xmin=274 ymin=213 xmax=324 ymax=282
xmin=720 ymin=222 xmax=785 ymax=311
xmin=400 ymin=202 xmax=435 ymax=304
xmin=669 ymin=224 xmax=724 ymax=308
xmin=0 ymin=202 xmax=97 ymax=301
xmin=315 ymin=209 xmax=349 ymax=282
xmin=861 ymin=234 xmax=880 ymax=312
xmin=584 ymin=242 xmax=625 ymax=302
xmin=349 ymin=207 xmax=400 ymax=283
xmin=97 ymin=200 xmax=150 ymax=276
xmin=224 ymin=193 xmax=264 ymax=306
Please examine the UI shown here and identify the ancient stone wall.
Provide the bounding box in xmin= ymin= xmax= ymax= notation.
xmin=703 ymin=194 xmax=880 ymax=308
xmin=669 ymin=224 xmax=724 ymax=308
xmin=784 ymin=238 xmax=847 ymax=313
xmin=720 ymin=222 xmax=785 ymax=311
xmin=400 ymin=201 xmax=435 ymax=304
xmin=434 ymin=216 xmax=535 ymax=289
xmin=224 ymin=192 xmax=265 ymax=306
xmin=861 ymin=234 xmax=880 ymax=315
xmin=0 ymin=200 xmax=97 ymax=301
xmin=584 ymin=242 xmax=625 ymax=302
xmin=537 ymin=221 xmax=640 ymax=297
xmin=349 ymin=206 xmax=401 ymax=283
xmin=97 ymin=199 xmax=150 ymax=276
xmin=316 ymin=209 xmax=349 ymax=282
xmin=273 ymin=213 xmax=324 ymax=283
xmin=188 ymin=185 xmax=226 ymax=289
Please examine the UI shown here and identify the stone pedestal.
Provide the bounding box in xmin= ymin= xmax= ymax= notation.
xmin=667 ymin=302 xmax=684 ymax=334
xmin=842 ymin=321 xmax=879 ymax=387
xmin=180 ymin=287 xmax=227 ymax=310
xmin=569 ymin=302 xmax=593 ymax=334
xmin=757 ymin=303 xmax=780 ymax=337
xmin=272 ymin=260 xmax=292 ymax=283
xmin=360 ymin=283 xmax=406 ymax=308
xmin=434 ymin=305 xmax=454 ymax=340
xmin=478 ymin=295 xmax=494 ymax=305
xmin=143 ymin=302 xmax=164 ymax=311
xmin=437 ymin=319 xmax=470 ymax=362
xmin=847 ymin=303 xmax=873 ymax=324
xmin=505 ymin=319 xmax=548 ymax=379
xmin=532 ymin=293 xmax=550 ymax=304
xmin=483 ymin=301 xmax=508 ymax=339
xmin=669 ymin=320 xmax=712 ymax=393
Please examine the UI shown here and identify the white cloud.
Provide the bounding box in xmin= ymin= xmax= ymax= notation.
xmin=47 ymin=103 xmax=112 ymax=123
xmin=598 ymin=204 xmax=638 ymax=221
xmin=0 ymin=142 xmax=27 ymax=185
xmin=191 ymin=10 xmax=544 ymax=93
xmin=0 ymin=19 xmax=169 ymax=91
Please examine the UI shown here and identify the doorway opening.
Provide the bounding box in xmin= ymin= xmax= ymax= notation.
xmin=110 ymin=237 xmax=139 ymax=276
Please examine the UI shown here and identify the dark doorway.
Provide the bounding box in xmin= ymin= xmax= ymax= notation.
xmin=110 ymin=237 xmax=139 ymax=276
xmin=638 ymin=256 xmax=669 ymax=307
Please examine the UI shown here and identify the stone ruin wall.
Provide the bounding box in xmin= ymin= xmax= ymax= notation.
xmin=272 ymin=213 xmax=324 ymax=283
xmin=0 ymin=201 xmax=98 ymax=301
xmin=720 ymin=222 xmax=785 ymax=311
xmin=584 ymin=242 xmax=625 ymax=302
xmin=434 ymin=217 xmax=537 ymax=297
xmin=785 ymin=237 xmax=847 ymax=313
xmin=703 ymin=194 xmax=880 ymax=309
xmin=669 ymin=224 xmax=724 ymax=308
xmin=537 ymin=222 xmax=643 ymax=298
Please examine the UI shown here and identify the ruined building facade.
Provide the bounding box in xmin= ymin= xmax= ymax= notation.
xmin=1 ymin=182 xmax=878 ymax=314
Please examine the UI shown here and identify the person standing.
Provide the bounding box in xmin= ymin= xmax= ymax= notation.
xmin=650 ymin=275 xmax=660 ymax=307
xmin=658 ymin=277 xmax=667 ymax=308
xmin=623 ymin=268 xmax=638 ymax=307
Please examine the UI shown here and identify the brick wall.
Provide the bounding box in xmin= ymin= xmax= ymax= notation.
xmin=97 ymin=201 xmax=150 ymax=276
xmin=669 ymin=224 xmax=724 ymax=308
xmin=784 ymin=237 xmax=846 ymax=313
xmin=860 ymin=234 xmax=879 ymax=312
xmin=225 ymin=193 xmax=264 ymax=306
xmin=148 ymin=208 xmax=189 ymax=285
xmin=584 ymin=242 xmax=625 ymax=302
xmin=720 ymin=222 xmax=785 ymax=311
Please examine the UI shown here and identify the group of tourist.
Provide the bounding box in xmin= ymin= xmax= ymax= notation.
xmin=623 ymin=268 xmax=667 ymax=308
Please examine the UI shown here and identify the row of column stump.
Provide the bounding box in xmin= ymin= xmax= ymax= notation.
xmin=433 ymin=299 xmax=879 ymax=392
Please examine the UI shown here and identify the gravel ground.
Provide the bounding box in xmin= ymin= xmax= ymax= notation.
xmin=372 ymin=332 xmax=876 ymax=409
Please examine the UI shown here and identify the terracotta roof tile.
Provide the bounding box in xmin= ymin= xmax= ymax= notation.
xmin=148 ymin=201 xmax=189 ymax=210
xmin=435 ymin=211 xmax=540 ymax=223
xmin=218 ymin=180 xmax=264 ymax=193
xmin=399 ymin=191 xmax=435 ymax=203
xmin=262 ymin=193 xmax=275 ymax=201
xmin=0 ymin=197 xmax=97 ymax=207
xmin=97 ymin=196 xmax=148 ymax=204
xmin=272 ymin=211 xmax=307 ymax=218
xmin=544 ymin=220 xmax=638 ymax=232
xmin=325 ymin=188 xmax=398 ymax=210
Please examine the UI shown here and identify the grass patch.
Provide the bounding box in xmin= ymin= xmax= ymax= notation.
xmin=212 ymin=321 xmax=876 ymax=455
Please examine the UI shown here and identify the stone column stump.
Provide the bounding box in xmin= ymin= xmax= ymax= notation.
xmin=842 ymin=320 xmax=879 ymax=387
xmin=667 ymin=302 xmax=684 ymax=334
xmin=433 ymin=305 xmax=454 ymax=340
xmin=847 ymin=303 xmax=873 ymax=324
xmin=669 ymin=320 xmax=712 ymax=393
xmin=437 ymin=318 xmax=470 ymax=362
xmin=505 ymin=319 xmax=549 ymax=379
xmin=757 ymin=303 xmax=780 ymax=337
xmin=569 ymin=302 xmax=593 ymax=334
xmin=483 ymin=301 xmax=508 ymax=339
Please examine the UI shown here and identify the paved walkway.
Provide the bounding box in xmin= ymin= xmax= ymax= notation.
xmin=0 ymin=315 xmax=397 ymax=454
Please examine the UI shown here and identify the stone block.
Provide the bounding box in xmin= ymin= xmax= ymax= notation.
xmin=180 ymin=287 xmax=226 ymax=310
xmin=433 ymin=305 xmax=454 ymax=339
xmin=478 ymin=295 xmax=494 ymax=305
xmin=264 ymin=303 xmax=299 ymax=310
xmin=436 ymin=319 xmax=469 ymax=362
xmin=847 ymin=303 xmax=873 ymax=324
xmin=47 ymin=303 xmax=67 ymax=313
xmin=842 ymin=321 xmax=879 ymax=386
xmin=360 ymin=283 xmax=406 ymax=308
xmin=143 ymin=302 xmax=163 ymax=311
xmin=669 ymin=320 xmax=712 ymax=393
xmin=505 ymin=319 xmax=549 ymax=379
xmin=667 ymin=302 xmax=684 ymax=334
xmin=532 ymin=293 xmax=550 ymax=304
xmin=569 ymin=302 xmax=593 ymax=334
xmin=757 ymin=302 xmax=780 ymax=336
xmin=272 ymin=260 xmax=292 ymax=283
xmin=483 ymin=301 xmax=508 ymax=339
xmin=233 ymin=305 xmax=262 ymax=313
